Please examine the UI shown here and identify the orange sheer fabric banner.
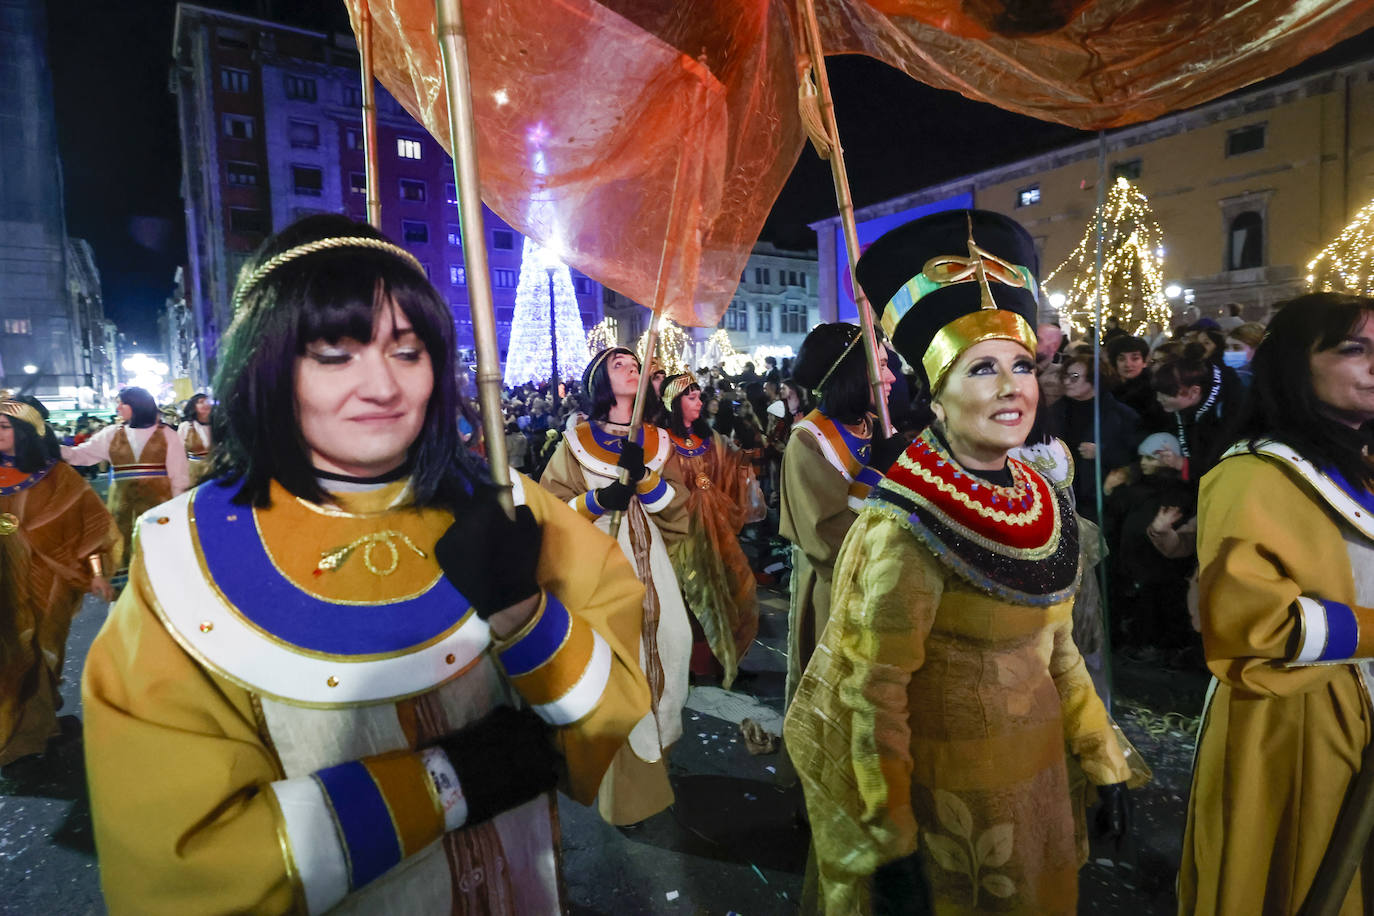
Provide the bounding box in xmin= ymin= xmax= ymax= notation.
xmin=345 ymin=0 xmax=1374 ymax=327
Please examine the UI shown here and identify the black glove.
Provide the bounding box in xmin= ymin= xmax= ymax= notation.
xmin=435 ymin=491 xmax=542 ymax=619
xmin=870 ymin=430 xmax=912 ymax=475
xmin=1093 ymin=781 xmax=1132 ymax=855
xmin=435 ymin=705 xmax=560 ymax=827
xmin=594 ymin=480 xmax=635 ymax=512
xmin=616 ymin=441 xmax=647 ymax=483
xmin=871 ymin=850 xmax=935 ymax=916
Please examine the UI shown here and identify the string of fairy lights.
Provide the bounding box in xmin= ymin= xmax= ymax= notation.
xmin=1307 ymin=197 xmax=1374 ymax=296
xmin=1044 ymin=177 xmax=1172 ymax=337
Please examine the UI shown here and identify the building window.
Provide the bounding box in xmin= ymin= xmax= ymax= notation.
xmin=1226 ymin=123 xmax=1266 ymax=157
xmin=342 ymin=86 xmax=362 ymax=108
xmin=445 ymin=183 xmax=458 ymax=205
xmin=491 ymin=229 xmax=514 ymax=250
xmin=781 ymin=302 xmax=807 ymax=334
xmin=345 ymin=128 xmax=363 ymax=151
xmin=1227 ymin=211 xmax=1264 ymax=270
xmin=220 ymin=68 xmax=250 ymax=93
xmin=1112 ymin=159 xmax=1143 ymax=181
xmin=287 ymin=119 xmax=319 ymax=149
xmin=396 ymin=137 xmax=423 ymax=160
xmin=399 ymin=178 xmax=427 ymax=202
xmin=226 ymin=161 xmax=259 ymax=187
xmin=573 ymin=276 xmax=592 ymax=295
xmin=493 ymin=268 xmax=517 ymax=288
xmin=4 ymin=318 xmax=31 ymax=335
xmin=292 ymin=165 xmax=323 ymax=196
xmin=223 ymin=114 xmax=254 ymax=140
xmin=754 ymin=267 xmax=770 ymax=285
xmin=1017 ymin=185 xmax=1041 ymax=208
xmin=450 ymin=265 xmax=466 ymax=285
xmin=216 ymin=27 xmax=250 ymax=50
xmin=229 ymin=208 xmax=268 ymax=235
xmin=447 ymin=224 xmax=462 ymax=246
xmin=349 ymin=172 xmax=367 ymax=195
xmin=756 ymin=302 xmax=773 ymax=333
xmin=724 ymin=300 xmax=748 ymax=331
xmin=284 ymin=75 xmax=317 ymax=102
xmin=401 ymin=220 xmax=429 ymax=244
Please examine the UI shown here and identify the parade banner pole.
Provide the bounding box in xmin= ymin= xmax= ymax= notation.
xmin=1092 ymin=130 xmax=1113 ymax=713
xmin=358 ymin=4 xmax=381 ymax=230
xmin=797 ymin=0 xmax=893 ymax=436
xmin=435 ymin=0 xmax=513 ymax=516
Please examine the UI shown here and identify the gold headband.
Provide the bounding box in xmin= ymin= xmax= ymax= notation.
xmin=0 ymin=400 xmax=46 ymax=437
xmin=812 ymin=327 xmax=864 ymax=393
xmin=661 ymin=375 xmax=697 ymax=405
xmin=231 ymin=236 xmax=428 ymax=314
xmin=924 ymin=310 xmax=1038 ymax=394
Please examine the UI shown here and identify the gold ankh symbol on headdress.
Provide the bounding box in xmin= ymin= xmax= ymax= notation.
xmin=919 ymin=215 xmax=1029 ymax=310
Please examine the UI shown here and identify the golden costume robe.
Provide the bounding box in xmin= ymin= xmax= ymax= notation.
xmin=178 ymin=420 xmax=213 ymax=485
xmin=661 ymin=430 xmax=758 ymax=689
xmin=82 ymin=471 xmax=650 ymax=915
xmin=1181 ymin=443 xmax=1374 ymax=915
xmin=786 ymin=430 xmax=1129 ymax=914
xmin=778 ymin=410 xmax=883 ymax=703
xmin=0 ymin=459 xmax=115 ymax=764
xmin=541 ymin=419 xmax=692 ymax=824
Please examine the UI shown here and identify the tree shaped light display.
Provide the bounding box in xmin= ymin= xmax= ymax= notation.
xmin=1044 ymin=177 xmax=1171 ymax=337
xmin=1307 ymin=197 xmax=1374 ymax=296
xmin=636 ymin=318 xmax=691 ymax=376
xmin=585 ymin=317 xmax=618 ymax=355
xmin=503 ymin=237 xmax=590 ymax=387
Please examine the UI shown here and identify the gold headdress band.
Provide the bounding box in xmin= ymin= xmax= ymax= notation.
xmin=231 ymin=236 xmax=428 ymax=314
xmin=661 ymin=375 xmax=697 ymax=406
xmin=1 ymin=400 xmax=46 ymax=437
xmin=812 ymin=326 xmax=864 ymax=393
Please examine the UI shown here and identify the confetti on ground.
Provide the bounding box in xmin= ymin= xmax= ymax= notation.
xmin=665 ymin=890 xmax=679 ymax=901
xmin=765 ymin=765 xmax=776 ymax=774
xmin=685 ymin=686 xmax=783 ymax=733
xmin=751 ymin=864 xmax=769 ymax=884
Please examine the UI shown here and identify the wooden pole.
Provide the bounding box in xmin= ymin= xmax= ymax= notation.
xmin=797 ymin=0 xmax=893 ymax=435
xmin=435 ymin=0 xmax=513 ymax=516
xmin=358 ymin=4 xmax=381 ymax=230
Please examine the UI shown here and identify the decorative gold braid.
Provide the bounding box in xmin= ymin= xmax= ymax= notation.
xmin=231 ymin=236 xmax=428 ymax=315
xmin=661 ymin=375 xmax=697 ymax=406
xmin=812 ymin=326 xmax=863 ymax=393
xmin=0 ymin=400 xmax=46 ymax=437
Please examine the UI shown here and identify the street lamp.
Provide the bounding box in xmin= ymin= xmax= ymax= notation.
xmin=22 ymin=364 xmax=37 ymax=374
xmin=1165 ymin=284 xmax=1183 ymax=299
xmin=533 ymin=244 xmax=565 ymax=391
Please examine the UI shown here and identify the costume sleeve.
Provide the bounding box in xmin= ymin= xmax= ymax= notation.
xmin=783 ymin=512 xmax=941 ymax=891
xmin=653 ymin=454 xmax=692 ymax=547
xmin=162 ymin=426 xmax=191 ymax=496
xmin=503 ymin=473 xmax=651 ymax=803
xmin=779 ymin=430 xmax=854 ymax=575
xmin=177 ymin=422 xmax=193 ymax=446
xmin=1197 ymin=455 xmax=1374 ymax=695
xmin=1047 ymin=606 xmax=1131 ymax=786
xmin=60 ymin=424 xmax=116 ymax=466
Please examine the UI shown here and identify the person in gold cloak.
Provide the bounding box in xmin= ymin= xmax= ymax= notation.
xmin=785 ymin=209 xmax=1130 ymax=915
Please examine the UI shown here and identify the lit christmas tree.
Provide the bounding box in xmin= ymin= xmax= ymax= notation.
xmin=503 ymin=238 xmax=590 ymax=387
xmin=1307 ymin=197 xmax=1374 ymax=295
xmin=586 ymin=317 xmax=618 ymax=354
xmin=636 ymin=318 xmax=691 ymax=376
xmin=1044 ymin=177 xmax=1171 ymax=337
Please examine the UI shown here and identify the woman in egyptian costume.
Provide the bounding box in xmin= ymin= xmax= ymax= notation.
xmin=178 ymin=392 xmax=214 ymax=484
xmin=81 ymin=215 xmax=652 ymax=914
xmin=657 ymin=374 xmax=758 ymax=688
xmin=0 ymin=399 xmax=115 ymax=767
xmin=540 ymin=346 xmax=692 ymax=825
xmin=785 ymin=209 xmax=1130 ymax=915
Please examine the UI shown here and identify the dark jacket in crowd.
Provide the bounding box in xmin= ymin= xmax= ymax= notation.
xmin=1049 ymin=393 xmax=1141 ymax=520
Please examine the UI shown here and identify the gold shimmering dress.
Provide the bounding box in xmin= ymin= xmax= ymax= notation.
xmin=785 ymin=429 xmax=1128 ymax=914
xmin=82 ymin=471 xmax=650 ymax=915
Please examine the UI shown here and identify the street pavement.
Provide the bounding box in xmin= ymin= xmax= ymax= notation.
xmin=0 ymin=580 xmax=1206 ymax=914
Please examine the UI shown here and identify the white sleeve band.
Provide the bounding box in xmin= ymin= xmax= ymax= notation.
xmin=269 ymin=777 xmax=349 ymax=915
xmin=418 ymin=746 xmax=469 ymax=832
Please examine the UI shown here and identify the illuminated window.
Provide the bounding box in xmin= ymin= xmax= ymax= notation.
xmin=396 ymin=137 xmax=423 ymax=160
xmin=226 ymin=161 xmax=259 ymax=187
xmin=1017 ymin=185 xmax=1041 ymax=208
xmin=493 ymin=268 xmax=517 ymax=288
xmin=220 ymin=68 xmax=250 ymax=93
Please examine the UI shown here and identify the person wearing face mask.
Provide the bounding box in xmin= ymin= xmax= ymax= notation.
xmin=657 ymin=374 xmax=758 ymax=688
xmin=786 ymin=210 xmax=1130 ymax=915
xmin=1150 ymin=345 xmax=1241 ymax=485
xmin=777 ymin=322 xmax=896 ymax=706
xmin=1048 ymin=352 xmax=1141 ymax=521
xmin=539 ymin=347 xmax=691 ymax=825
xmin=1181 ymin=293 xmax=1374 ymax=915
xmin=1222 ymin=321 xmax=1264 ymax=389
xmin=81 ymin=216 xmax=652 ymax=914
xmin=61 ymin=386 xmax=190 ymax=589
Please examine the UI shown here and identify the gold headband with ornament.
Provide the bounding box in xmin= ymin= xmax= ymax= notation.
xmin=231 ymin=236 xmax=428 ymax=315
xmin=583 ymin=347 xmax=638 ymax=392
xmin=661 ymin=375 xmax=697 ymax=405
xmin=881 ymin=220 xmax=1038 ymax=393
xmin=0 ymin=400 xmax=46 ymax=437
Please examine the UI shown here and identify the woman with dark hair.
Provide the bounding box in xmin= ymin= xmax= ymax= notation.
xmin=81 ymin=215 xmax=651 ymax=913
xmin=0 ymin=399 xmax=115 ymax=770
xmin=1048 ymin=351 xmax=1141 ymax=521
xmin=777 ymin=322 xmax=896 ymax=703
xmin=1180 ymin=292 xmax=1374 ymax=914
xmin=61 ymin=386 xmax=189 ymax=586
xmin=540 ymin=346 xmax=691 ymax=825
xmin=787 ymin=210 xmax=1129 ymax=914
xmin=658 ymin=373 xmax=757 ymax=687
xmin=178 ymin=393 xmax=214 ymax=484
xmin=1150 ymin=344 xmax=1240 ymax=484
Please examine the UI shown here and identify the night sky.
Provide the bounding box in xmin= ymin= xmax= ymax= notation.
xmin=40 ymin=1 xmax=1374 ymax=346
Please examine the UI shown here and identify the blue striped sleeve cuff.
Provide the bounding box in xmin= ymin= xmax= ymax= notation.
xmin=635 ymin=472 xmax=672 ymax=513
xmin=568 ymin=490 xmax=605 ymax=520
xmin=1290 ymin=596 xmax=1367 ymax=664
